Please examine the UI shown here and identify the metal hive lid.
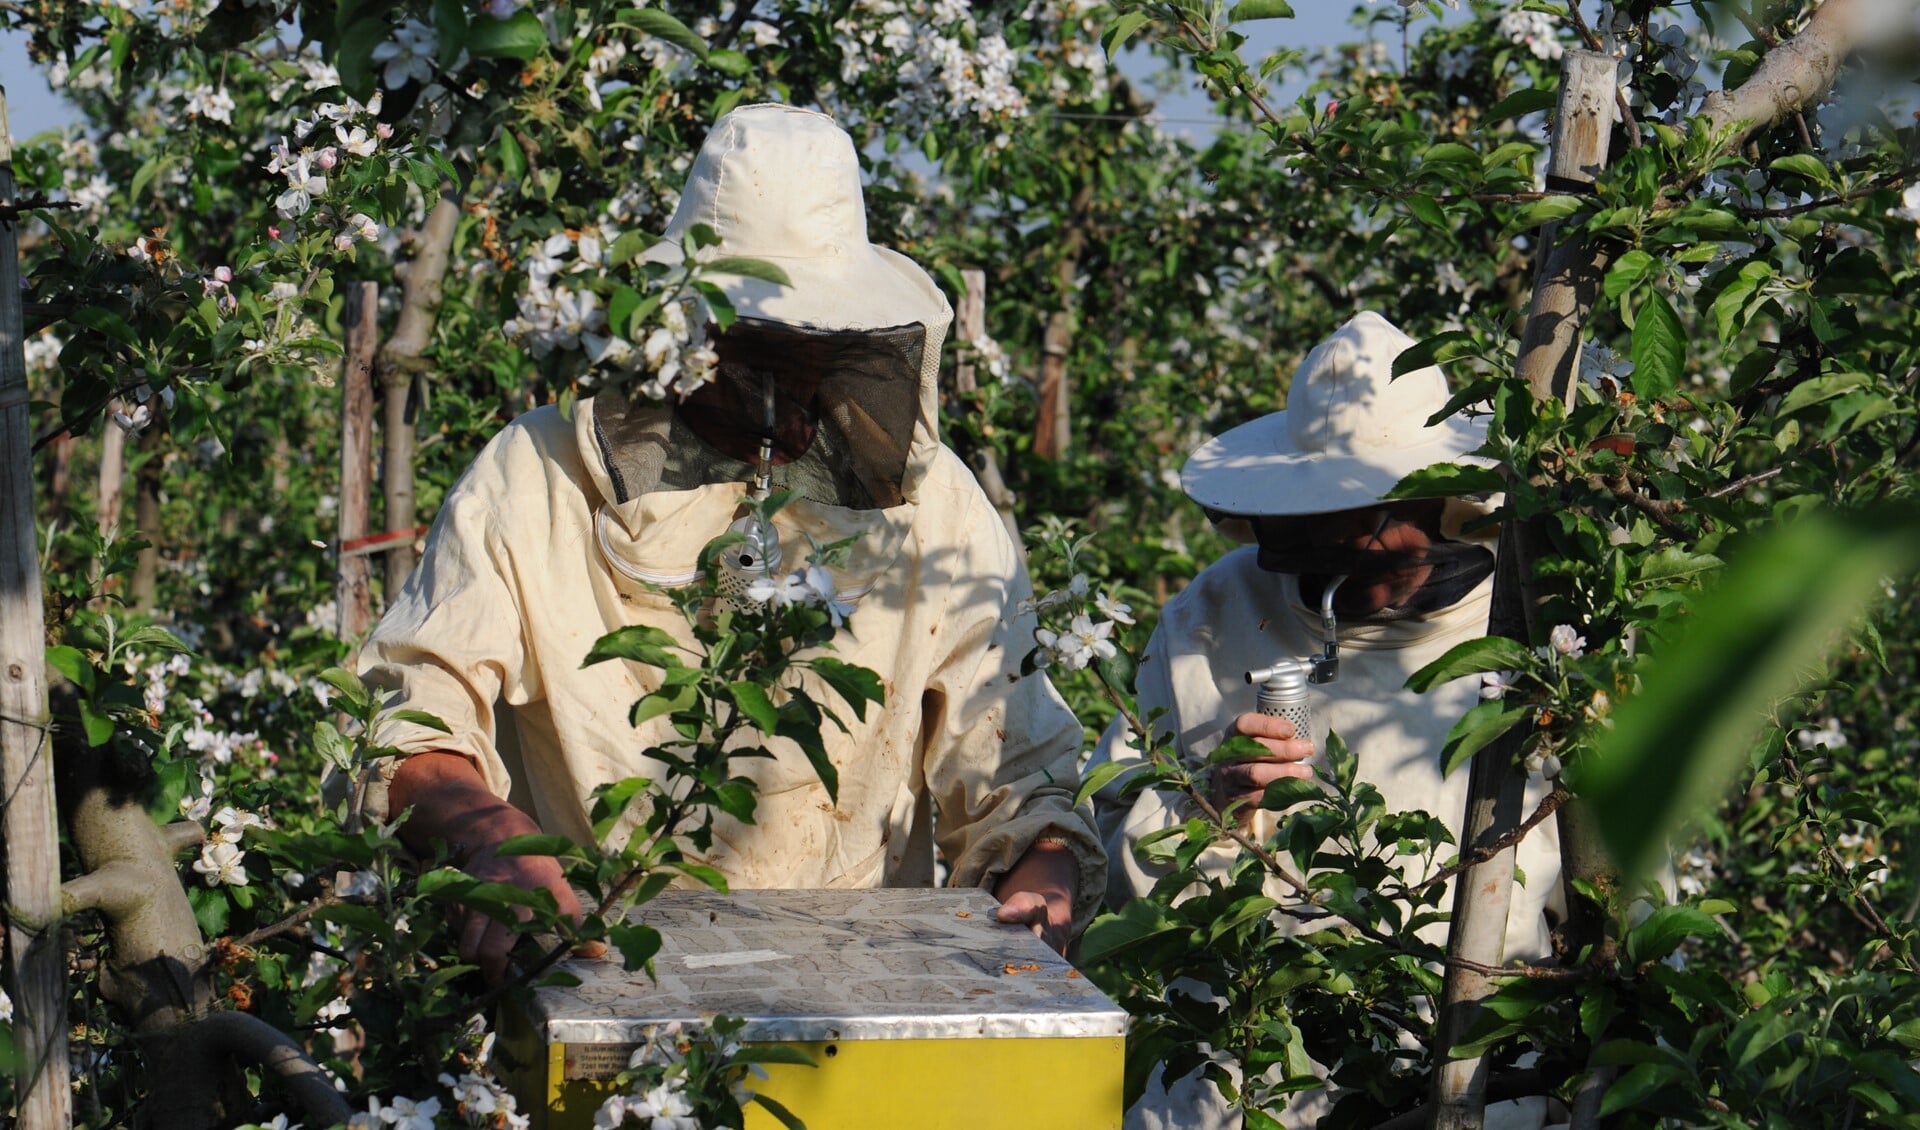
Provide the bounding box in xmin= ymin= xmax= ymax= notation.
xmin=525 ymin=888 xmax=1128 ymax=1044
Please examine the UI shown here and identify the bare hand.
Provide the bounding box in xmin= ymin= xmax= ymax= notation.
xmin=992 ymin=840 xmax=1078 ymax=954
xmin=458 ymin=842 xmax=601 ymax=984
xmin=389 ymin=751 xmax=605 ymax=984
xmin=1208 ymin=712 xmax=1316 ymax=818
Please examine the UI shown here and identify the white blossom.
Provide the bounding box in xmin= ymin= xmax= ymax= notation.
xmin=1549 ymin=624 xmax=1587 ymax=659
xmin=184 ymin=86 xmax=236 ymax=123
xmin=1035 ymin=613 xmax=1116 ymax=671
xmin=193 ymin=840 xmax=249 ymax=886
xmin=1094 ymin=591 xmax=1134 ymax=626
xmin=370 ymin=20 xmax=443 ymax=89
xmin=1498 ymin=10 xmax=1564 ymax=60
xmin=381 ymin=1095 xmax=441 ymax=1130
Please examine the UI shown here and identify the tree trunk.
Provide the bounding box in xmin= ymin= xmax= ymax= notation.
xmin=951 ymin=269 xmax=1022 ymax=548
xmin=129 ymin=404 xmax=166 ymax=612
xmin=1034 ymin=310 xmax=1072 ymax=461
xmin=377 ymin=191 xmax=460 ymax=596
xmin=53 ymin=686 xmax=353 ymax=1130
xmin=97 ymin=401 xmax=127 ymax=538
xmin=338 ymin=282 xmax=378 ymax=644
xmin=0 ymin=84 xmax=76 ymax=1130
xmin=1429 ymin=50 xmax=1616 ymax=1130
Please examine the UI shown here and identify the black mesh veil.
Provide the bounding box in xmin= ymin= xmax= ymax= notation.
xmin=592 ymin=317 xmax=927 ymax=509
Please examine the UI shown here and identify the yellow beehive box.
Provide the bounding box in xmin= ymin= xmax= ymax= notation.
xmin=495 ymin=888 xmax=1126 ymax=1129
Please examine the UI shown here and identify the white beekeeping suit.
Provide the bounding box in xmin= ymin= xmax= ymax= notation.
xmin=360 ymin=104 xmax=1105 ymax=930
xmin=1090 ymin=312 xmax=1562 ymax=1130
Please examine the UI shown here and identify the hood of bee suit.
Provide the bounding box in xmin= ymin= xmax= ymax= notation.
xmin=581 ymin=102 xmax=952 ymax=511
xmin=571 ymin=105 xmax=952 ymax=601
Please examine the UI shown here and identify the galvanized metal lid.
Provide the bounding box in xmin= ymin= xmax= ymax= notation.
xmin=524 ymin=888 xmax=1128 ymax=1044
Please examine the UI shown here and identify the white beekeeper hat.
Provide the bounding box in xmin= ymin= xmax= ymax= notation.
xmin=1181 ymin=310 xmax=1489 ymax=518
xmin=640 ymin=103 xmax=951 ymax=334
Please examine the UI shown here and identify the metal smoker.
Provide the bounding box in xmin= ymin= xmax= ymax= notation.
xmin=715 ymin=375 xmax=785 ymax=611
xmin=1244 ymin=575 xmax=1347 ymax=737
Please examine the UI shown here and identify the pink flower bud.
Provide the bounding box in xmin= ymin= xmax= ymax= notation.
xmin=376 ymin=123 xmax=394 ymax=139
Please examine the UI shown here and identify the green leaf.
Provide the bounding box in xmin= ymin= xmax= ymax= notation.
xmin=319 ymin=667 xmax=373 ymax=714
xmin=336 ymin=17 xmax=394 ymax=102
xmin=1102 ymin=11 xmax=1151 ymax=56
xmin=614 ymin=8 xmax=708 ymax=57
xmin=1258 ymin=778 xmax=1324 ymax=811
xmin=673 ymin=861 xmax=729 ymax=891
xmin=1599 ymin=1062 xmax=1683 ymax=1117
xmin=432 ymin=0 xmax=469 ymax=66
xmin=1635 ymin=547 xmax=1723 ymax=585
xmin=586 ymin=625 xmax=685 ymax=670
xmin=751 ymin=1093 xmax=810 ymax=1130
xmin=494 ymin=833 xmax=581 ymax=858
xmin=129 ymin=155 xmax=167 ymax=203
xmin=79 ymin=699 xmax=115 ymax=746
xmin=1079 ymin=899 xmax=1179 ymax=962
xmin=1440 ymin=701 xmax=1530 ymax=777
xmin=1628 ymin=289 xmax=1684 ymax=400
xmin=467 ymin=9 xmax=547 ymax=59
xmin=1625 ymin=904 xmax=1721 ymax=964
xmin=1421 ymin=142 xmax=1479 ymax=167
xmin=1767 ymin=153 xmax=1831 ymax=188
xmin=1603 ymin=250 xmax=1658 ymax=301
xmin=46 ymin=645 xmax=96 ymax=694
xmin=1076 ymin=758 xmax=1138 ymax=807
xmin=712 ymin=778 xmax=758 ymax=824
xmin=1392 ymin=330 xmax=1477 ymax=377
xmin=1709 ymin=259 xmax=1774 ymax=342
xmin=386 ymin=709 xmax=452 ymax=734
xmin=1778 ymin=371 xmax=1869 ymax=416
xmin=188 ymin=885 xmax=230 ymax=936
xmin=1227 ymin=0 xmax=1294 ymax=20
xmin=1508 ymin=195 xmax=1584 ymax=230
xmin=702 ymin=257 xmax=792 ymax=287
xmin=1406 ymin=637 xmax=1534 ymax=693
xmin=704 ymin=47 xmax=751 ymax=77
xmin=72 ymin=306 xmax=140 ymax=349
xmin=729 ymin=681 xmax=780 ymax=734
xmin=1405 ymin=193 xmax=1448 ymax=232
xmin=1576 ymin=506 xmax=1920 ymax=880
xmin=631 ymin=683 xmax=696 ymax=727
xmin=1484 ymin=86 xmax=1557 ymax=122
xmin=809 ymin=657 xmax=884 ymax=721
xmin=495 ymin=129 xmax=526 ymax=184
xmin=1387 ymin=463 xmax=1505 ymax=501
xmin=608 ymin=923 xmax=662 ymax=970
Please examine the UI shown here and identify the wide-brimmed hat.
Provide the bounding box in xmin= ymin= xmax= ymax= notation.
xmin=641 ymin=104 xmax=951 ymax=334
xmin=1181 ymin=311 xmax=1488 ymax=517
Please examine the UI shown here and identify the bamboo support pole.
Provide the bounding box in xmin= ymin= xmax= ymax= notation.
xmin=0 ymin=84 xmax=76 ymax=1130
xmin=1429 ymin=51 xmax=1616 ymax=1130
xmin=338 ymin=282 xmax=378 ymax=644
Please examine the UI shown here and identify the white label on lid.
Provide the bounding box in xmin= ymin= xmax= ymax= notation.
xmin=682 ymin=949 xmax=790 ymax=969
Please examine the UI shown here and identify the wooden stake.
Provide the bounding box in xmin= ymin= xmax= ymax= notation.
xmin=953 ymin=268 xmax=984 ymax=395
xmin=0 ymin=83 xmax=76 ymax=1130
xmin=338 ymin=282 xmax=378 ymax=645
xmin=1430 ymin=51 xmax=1616 ymax=1130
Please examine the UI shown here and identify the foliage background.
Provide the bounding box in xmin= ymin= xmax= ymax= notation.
xmin=3 ymin=0 xmax=1917 ymax=1125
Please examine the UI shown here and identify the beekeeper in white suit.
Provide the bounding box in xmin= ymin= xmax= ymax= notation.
xmin=1092 ymin=311 xmax=1561 ymax=1129
xmin=359 ymin=104 xmax=1104 ymax=982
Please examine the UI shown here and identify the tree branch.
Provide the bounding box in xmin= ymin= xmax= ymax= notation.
xmin=193 ymin=1011 xmax=353 ymax=1128
xmin=1697 ymin=0 xmax=1861 ymax=157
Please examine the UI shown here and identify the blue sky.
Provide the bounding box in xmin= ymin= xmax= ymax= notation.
xmin=3 ymin=6 xmax=1456 ymax=141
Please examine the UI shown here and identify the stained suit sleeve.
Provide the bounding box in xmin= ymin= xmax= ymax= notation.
xmin=356 ymin=441 xmax=538 ymax=821
xmin=917 ymin=480 xmax=1108 ymax=932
